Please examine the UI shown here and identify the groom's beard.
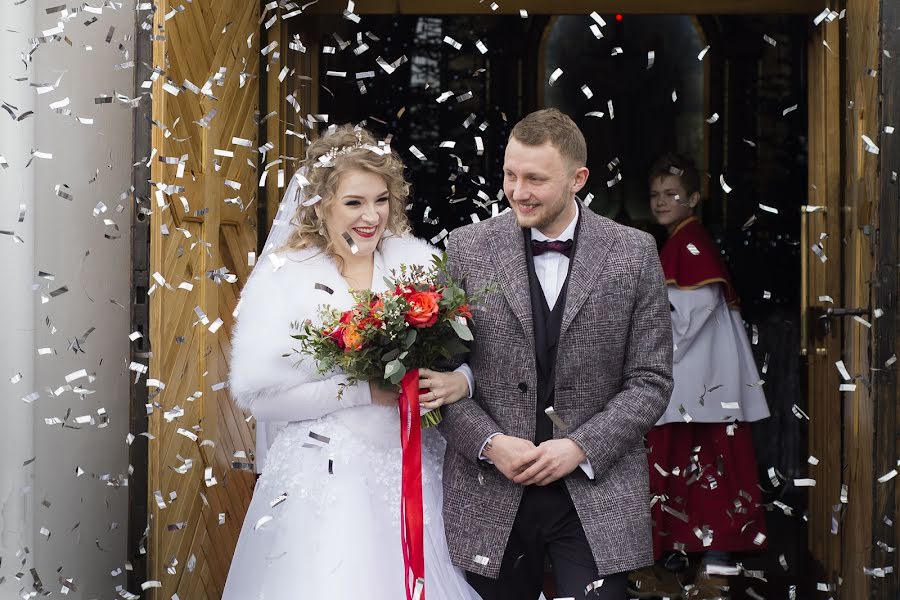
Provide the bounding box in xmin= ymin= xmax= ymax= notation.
xmin=511 ymin=194 xmax=570 ymax=231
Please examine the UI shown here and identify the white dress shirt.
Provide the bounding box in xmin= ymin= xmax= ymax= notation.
xmin=479 ymin=199 xmax=594 ymax=479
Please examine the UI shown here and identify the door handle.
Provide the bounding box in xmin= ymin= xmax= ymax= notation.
xmin=815 ymin=307 xmax=871 ymax=339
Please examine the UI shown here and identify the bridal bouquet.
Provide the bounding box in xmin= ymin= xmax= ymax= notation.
xmin=292 ymin=253 xmax=478 ymax=427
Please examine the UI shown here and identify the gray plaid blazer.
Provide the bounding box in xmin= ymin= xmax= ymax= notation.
xmin=439 ymin=205 xmax=673 ymax=578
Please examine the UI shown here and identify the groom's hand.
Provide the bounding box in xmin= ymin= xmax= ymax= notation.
xmin=483 ymin=435 xmax=537 ymax=481
xmin=513 ymin=439 xmax=587 ymax=486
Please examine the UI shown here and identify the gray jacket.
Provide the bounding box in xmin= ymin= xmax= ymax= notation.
xmin=439 ymin=205 xmax=673 ymax=578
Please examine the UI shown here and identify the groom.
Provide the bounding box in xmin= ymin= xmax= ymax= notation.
xmin=439 ymin=108 xmax=673 ymax=599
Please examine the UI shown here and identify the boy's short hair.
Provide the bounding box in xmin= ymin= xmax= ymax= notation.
xmin=649 ymin=152 xmax=701 ymax=197
xmin=510 ymin=108 xmax=587 ymax=168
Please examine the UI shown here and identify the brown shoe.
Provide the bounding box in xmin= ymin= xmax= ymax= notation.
xmin=627 ymin=565 xmax=685 ymax=599
xmin=686 ymin=574 xmax=730 ymax=600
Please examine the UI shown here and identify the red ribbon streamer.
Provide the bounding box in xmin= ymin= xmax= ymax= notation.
xmin=399 ymin=369 xmax=425 ymax=600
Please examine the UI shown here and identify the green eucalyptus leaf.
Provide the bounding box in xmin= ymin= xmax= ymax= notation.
xmin=384 ymin=359 xmax=404 ymax=381
xmin=450 ymin=319 xmax=474 ymax=341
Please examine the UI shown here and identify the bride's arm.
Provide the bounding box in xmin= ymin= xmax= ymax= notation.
xmin=229 ymin=265 xmax=375 ymax=422
xmin=236 ymin=376 xmax=373 ymax=422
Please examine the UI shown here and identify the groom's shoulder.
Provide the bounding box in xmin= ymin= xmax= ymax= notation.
xmin=448 ymin=220 xmax=487 ymax=247
xmin=450 ymin=210 xmax=510 ymax=243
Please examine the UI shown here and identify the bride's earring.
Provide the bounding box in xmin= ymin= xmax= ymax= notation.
xmin=317 ymin=220 xmax=327 ymax=237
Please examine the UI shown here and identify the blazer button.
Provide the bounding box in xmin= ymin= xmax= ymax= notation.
xmin=518 ymin=382 xmax=528 ymax=393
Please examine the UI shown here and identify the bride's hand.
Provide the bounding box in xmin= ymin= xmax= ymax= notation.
xmin=417 ymin=368 xmax=469 ymax=410
xmin=368 ymin=381 xmax=400 ymax=407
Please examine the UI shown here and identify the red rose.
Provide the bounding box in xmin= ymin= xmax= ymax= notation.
xmin=362 ymin=297 xmax=384 ymax=329
xmin=456 ymin=304 xmax=473 ymax=320
xmin=395 ymin=284 xmax=414 ymax=299
xmin=405 ymin=290 xmax=442 ymax=328
xmin=326 ymin=311 xmax=355 ymax=349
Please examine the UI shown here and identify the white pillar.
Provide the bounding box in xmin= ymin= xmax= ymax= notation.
xmin=0 ymin=0 xmax=36 ymax=581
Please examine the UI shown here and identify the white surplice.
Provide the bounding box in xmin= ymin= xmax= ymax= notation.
xmin=656 ymin=283 xmax=771 ymax=426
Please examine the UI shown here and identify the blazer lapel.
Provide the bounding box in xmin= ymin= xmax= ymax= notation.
xmin=559 ymin=208 xmax=614 ymax=340
xmin=487 ymin=212 xmax=535 ymax=350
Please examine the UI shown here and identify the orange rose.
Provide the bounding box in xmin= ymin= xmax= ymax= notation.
xmin=405 ymin=290 xmax=442 ymax=328
xmin=341 ymin=323 xmax=365 ymax=352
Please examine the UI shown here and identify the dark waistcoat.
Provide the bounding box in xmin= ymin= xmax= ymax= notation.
xmin=523 ymin=223 xmax=579 ymax=446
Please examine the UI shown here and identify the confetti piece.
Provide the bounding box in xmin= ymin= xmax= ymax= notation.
xmin=719 ymin=175 xmax=732 ymax=194
xmin=878 ymin=469 xmax=898 ymax=483
xmin=342 ymin=232 xmax=359 ymax=254
xmin=835 ymin=360 xmax=851 ymax=381
xmin=589 ymin=12 xmax=606 ymax=26
xmin=309 ymin=431 xmax=331 ymax=444
xmin=548 ymin=67 xmax=563 ymax=86
xmin=544 ymin=406 xmax=568 ymax=430
xmin=409 ymin=145 xmax=426 ymax=161
xmin=853 ymin=315 xmax=872 ymax=328
xmin=862 ymin=134 xmax=880 ymax=154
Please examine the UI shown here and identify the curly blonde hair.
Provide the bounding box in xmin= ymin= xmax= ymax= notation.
xmin=281 ymin=125 xmax=411 ymax=259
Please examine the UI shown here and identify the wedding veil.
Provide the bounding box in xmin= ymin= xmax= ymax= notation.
xmin=243 ymin=168 xmax=309 ymax=473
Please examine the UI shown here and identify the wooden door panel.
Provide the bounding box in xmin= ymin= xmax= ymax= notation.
xmin=804 ymin=19 xmax=843 ymax=584
xmin=149 ymin=0 xmax=259 ymax=595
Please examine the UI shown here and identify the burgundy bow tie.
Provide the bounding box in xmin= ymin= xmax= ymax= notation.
xmin=531 ymin=239 xmax=573 ymax=257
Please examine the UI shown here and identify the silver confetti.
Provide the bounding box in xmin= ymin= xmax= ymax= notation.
xmin=548 ymin=67 xmax=563 ymax=86
xmin=544 ymin=406 xmax=568 ymax=430
xmin=341 ymin=231 xmax=359 ymax=254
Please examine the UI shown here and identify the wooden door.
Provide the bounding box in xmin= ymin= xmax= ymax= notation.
xmin=840 ymin=0 xmax=884 ymax=597
xmin=803 ymin=9 xmax=843 ymax=586
xmin=148 ymin=0 xmax=259 ymax=596
xmin=806 ymin=1 xmax=897 ymax=597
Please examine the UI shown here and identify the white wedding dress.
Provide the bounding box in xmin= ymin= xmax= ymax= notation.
xmin=222 ymin=238 xmax=481 ymax=600
xmin=222 ymin=407 xmax=480 ymax=599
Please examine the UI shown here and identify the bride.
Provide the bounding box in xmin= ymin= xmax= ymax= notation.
xmin=223 ymin=124 xmax=482 ymax=599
